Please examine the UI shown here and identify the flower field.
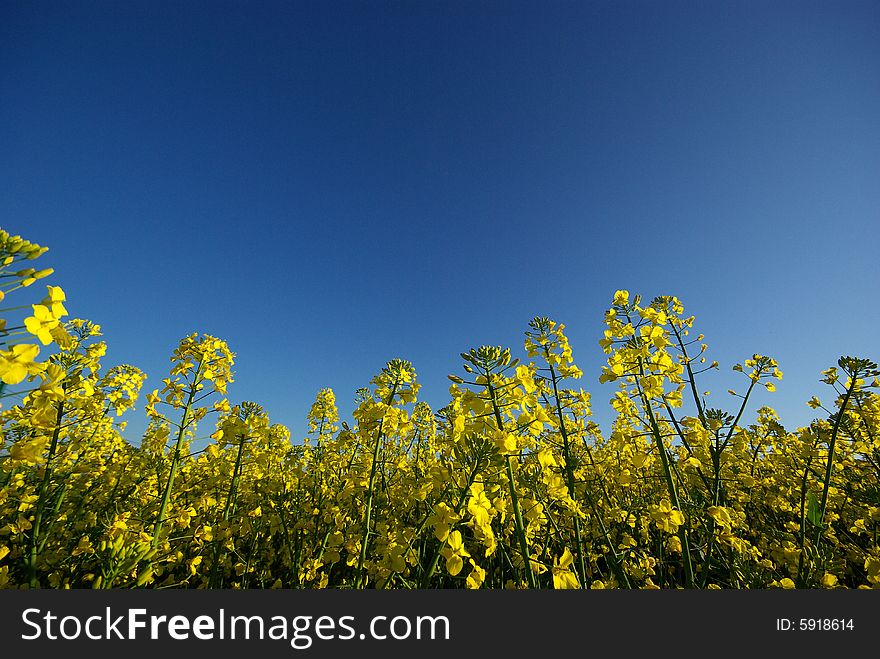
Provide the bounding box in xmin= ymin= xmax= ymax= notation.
xmin=1 ymin=228 xmax=878 ymax=589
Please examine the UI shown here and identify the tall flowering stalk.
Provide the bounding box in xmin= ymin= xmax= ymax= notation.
xmin=353 ymin=359 xmax=418 ymax=588
xmin=144 ymin=334 xmax=233 ymax=562
xmin=450 ymin=346 xmax=540 ymax=588
xmin=525 ymin=317 xmax=592 ymax=588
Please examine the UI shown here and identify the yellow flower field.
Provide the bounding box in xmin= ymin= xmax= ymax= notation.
xmin=1 ymin=228 xmax=878 ymax=589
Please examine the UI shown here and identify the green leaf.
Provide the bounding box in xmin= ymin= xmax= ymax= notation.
xmin=806 ymin=491 xmax=823 ymax=527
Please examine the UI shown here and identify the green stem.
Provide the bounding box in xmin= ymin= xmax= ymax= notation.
xmin=355 ymin=384 xmax=398 ymax=588
xmin=419 ymin=466 xmax=480 ymax=588
xmin=643 ymin=391 xmax=695 ymax=588
xmin=487 ymin=378 xmax=537 ymax=589
xmin=815 ymin=379 xmax=857 ymax=544
xmin=210 ymin=431 xmax=247 ymax=588
xmin=27 ymin=398 xmax=66 ymax=588
xmin=151 ymin=358 xmax=204 ymax=550
xmin=671 ymin=325 xmax=707 ymax=426
xmin=546 ymin=362 xmax=587 ymax=587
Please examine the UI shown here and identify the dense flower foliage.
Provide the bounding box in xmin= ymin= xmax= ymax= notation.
xmin=1 ymin=228 xmax=878 ymax=589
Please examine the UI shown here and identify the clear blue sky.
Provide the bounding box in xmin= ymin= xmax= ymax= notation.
xmin=2 ymin=0 xmax=878 ymax=443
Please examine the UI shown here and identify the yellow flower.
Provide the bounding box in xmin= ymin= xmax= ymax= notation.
xmin=440 ymin=530 xmax=470 ymax=577
xmin=187 ymin=555 xmax=203 ymax=576
xmin=552 ymin=548 xmax=580 ymax=589
xmin=428 ymin=503 xmax=459 ymax=542
xmin=24 ymin=304 xmax=59 ymax=345
xmin=466 ymin=561 xmax=486 ymax=589
xmin=9 ymin=436 xmax=49 ymax=464
xmin=820 ymin=573 xmax=838 ymax=588
xmin=650 ymin=499 xmax=685 ymax=533
xmin=493 ymin=430 xmax=518 ymax=454
xmin=707 ymin=506 xmax=734 ymax=531
xmin=40 ymin=285 xmax=67 ymax=317
xmin=0 ymin=344 xmax=42 ymax=384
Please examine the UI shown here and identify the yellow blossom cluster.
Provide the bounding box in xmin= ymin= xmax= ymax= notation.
xmin=1 ymin=234 xmax=878 ymax=590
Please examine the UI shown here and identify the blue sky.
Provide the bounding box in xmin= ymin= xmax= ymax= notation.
xmin=2 ymin=0 xmax=878 ymax=442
